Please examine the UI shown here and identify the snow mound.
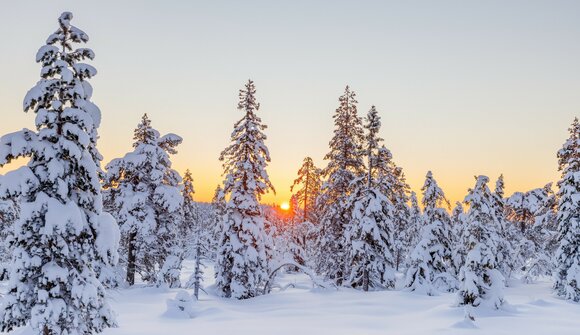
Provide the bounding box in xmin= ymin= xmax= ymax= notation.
xmin=164 ymin=290 xmax=196 ymax=319
xmin=451 ymin=318 xmax=478 ymax=329
xmin=528 ymin=299 xmax=552 ymax=307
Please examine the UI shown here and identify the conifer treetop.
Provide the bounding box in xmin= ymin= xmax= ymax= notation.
xmin=494 ymin=174 xmax=505 ymax=199
xmin=557 ymin=117 xmax=580 ymax=174
xmin=182 ymin=169 xmax=195 ymax=200
xmin=220 ymin=79 xmax=274 ymax=201
xmin=421 ymin=171 xmax=450 ymax=212
xmin=322 ymin=85 xmax=365 ymax=194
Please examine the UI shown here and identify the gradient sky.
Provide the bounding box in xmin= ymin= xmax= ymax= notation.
xmin=0 ymin=1 xmax=578 ymax=206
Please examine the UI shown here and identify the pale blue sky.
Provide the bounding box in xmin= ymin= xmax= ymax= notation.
xmin=0 ymin=1 xmax=578 ymax=203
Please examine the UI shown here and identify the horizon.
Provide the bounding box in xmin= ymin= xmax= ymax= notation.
xmin=0 ymin=1 xmax=578 ymax=206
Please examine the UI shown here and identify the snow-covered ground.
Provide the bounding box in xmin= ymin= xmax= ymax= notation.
xmin=4 ymin=260 xmax=580 ymax=335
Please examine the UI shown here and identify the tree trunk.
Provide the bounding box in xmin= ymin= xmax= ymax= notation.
xmin=126 ymin=231 xmax=137 ymax=286
xmin=520 ymin=211 xmax=528 ymax=234
xmin=363 ymin=267 xmax=369 ymax=292
xmin=193 ymin=245 xmax=201 ymax=300
xmin=304 ymin=173 xmax=309 ymax=222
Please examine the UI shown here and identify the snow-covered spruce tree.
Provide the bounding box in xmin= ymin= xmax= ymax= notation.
xmin=291 ymin=157 xmax=322 ymax=223
xmin=0 ymin=198 xmax=19 ymax=280
xmin=523 ymin=183 xmax=558 ymax=281
xmin=506 ymin=190 xmax=536 ymax=234
xmin=153 ymin=136 xmax=186 ymax=288
xmin=290 ymin=206 xmax=313 ymax=268
xmin=215 ymin=80 xmax=275 ymax=299
xmin=399 ymin=191 xmax=422 ymax=269
xmin=273 ymin=194 xmax=317 ymax=271
xmin=104 ymin=114 xmax=184 ymax=287
xmin=269 ymin=205 xmax=309 ymax=272
xmin=505 ymin=185 xmax=558 ymax=280
xmin=0 ymin=12 xmax=118 ymax=334
xmin=207 ymin=185 xmax=226 ymax=259
xmin=505 ymin=190 xmax=539 ymax=271
xmin=290 ymin=193 xmax=301 ymax=222
xmin=457 ymin=176 xmax=504 ymax=310
xmin=180 ymin=169 xmax=199 ymax=256
xmin=344 ymin=106 xmax=396 ymax=291
xmin=405 ymin=171 xmax=455 ymax=294
xmin=181 ymin=169 xmax=202 ymax=296
xmin=450 ymin=201 xmax=466 ymax=275
xmin=212 ymin=184 xmax=226 ymax=217
xmin=494 ymin=174 xmax=505 ymax=200
xmin=373 ymin=145 xmax=411 ymax=271
xmin=554 ymin=117 xmax=580 ymax=302
xmin=491 ymin=174 xmax=517 ymax=281
xmin=181 ymin=170 xmax=210 ymax=298
xmin=315 ymin=86 xmax=365 ymax=285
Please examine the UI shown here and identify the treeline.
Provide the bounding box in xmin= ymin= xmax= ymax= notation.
xmin=265 ymin=87 xmax=579 ymax=318
xmin=0 ymin=11 xmax=578 ymax=335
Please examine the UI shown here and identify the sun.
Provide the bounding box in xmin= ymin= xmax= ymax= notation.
xmin=280 ymin=202 xmax=290 ymax=211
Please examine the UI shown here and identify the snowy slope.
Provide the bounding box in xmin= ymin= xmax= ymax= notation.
xmin=4 ymin=260 xmax=580 ymax=335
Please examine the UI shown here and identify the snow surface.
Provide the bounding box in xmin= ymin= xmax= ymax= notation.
xmin=4 ymin=260 xmax=579 ymax=335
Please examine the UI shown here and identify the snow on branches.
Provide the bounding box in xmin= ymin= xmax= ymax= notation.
xmin=0 ymin=12 xmax=117 ymax=335
xmin=215 ymin=80 xmax=275 ymax=299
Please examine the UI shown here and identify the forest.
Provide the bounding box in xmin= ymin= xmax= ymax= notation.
xmin=0 ymin=11 xmax=578 ymax=335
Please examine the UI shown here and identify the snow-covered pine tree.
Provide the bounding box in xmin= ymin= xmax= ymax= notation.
xmin=344 ymin=106 xmax=396 ymax=291
xmin=405 ymin=171 xmax=455 ymax=294
xmin=291 ymin=157 xmax=322 ymax=223
xmin=272 ymin=194 xmax=317 ymax=271
xmin=0 ymin=198 xmax=19 ymax=280
xmin=421 ymin=171 xmax=451 ymax=213
xmin=506 ymin=185 xmax=558 ymax=280
xmin=457 ymin=176 xmax=505 ymax=310
xmin=207 ymin=185 xmax=226 ymax=259
xmin=315 ymin=86 xmax=365 ymax=285
xmin=554 ymin=118 xmax=580 ymax=302
xmin=399 ymin=191 xmax=422 ymax=270
xmin=290 ymin=194 xmax=301 ymax=220
xmin=212 ymin=185 xmax=226 ymax=217
xmin=524 ymin=183 xmax=558 ymax=281
xmin=373 ymin=146 xmax=411 ymax=271
xmin=0 ymin=12 xmax=118 ymax=334
xmin=104 ymin=114 xmax=184 ymax=287
xmin=215 ymin=80 xmax=275 ymax=299
xmin=155 ymin=132 xmax=186 ymax=288
xmin=450 ymin=201 xmax=466 ymax=275
xmin=505 ymin=190 xmax=539 ymax=272
xmin=269 ymin=208 xmax=309 ymax=273
xmin=181 ymin=169 xmax=199 ymax=256
xmin=180 ymin=169 xmax=204 ymax=297
xmin=492 ymin=174 xmax=517 ymax=281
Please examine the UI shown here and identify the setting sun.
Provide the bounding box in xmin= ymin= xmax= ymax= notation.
xmin=280 ymin=202 xmax=290 ymax=211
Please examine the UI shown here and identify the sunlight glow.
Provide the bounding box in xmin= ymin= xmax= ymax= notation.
xmin=280 ymin=202 xmax=290 ymax=211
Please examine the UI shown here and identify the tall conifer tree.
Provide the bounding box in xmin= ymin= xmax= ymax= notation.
xmin=554 ymin=118 xmax=580 ymax=302
xmin=291 ymin=157 xmax=322 ymax=222
xmin=457 ymin=176 xmax=505 ymax=311
xmin=405 ymin=171 xmax=455 ymax=294
xmin=0 ymin=12 xmax=117 ymax=334
xmin=104 ymin=114 xmax=184 ymax=287
xmin=215 ymin=80 xmax=274 ymax=299
xmin=344 ymin=106 xmax=396 ymax=291
xmin=315 ymin=86 xmax=365 ymax=285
